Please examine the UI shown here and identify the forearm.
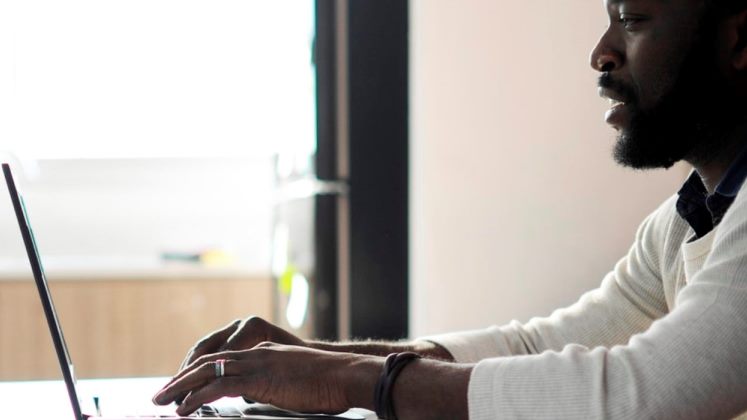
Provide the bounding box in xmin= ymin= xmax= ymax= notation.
xmin=309 ymin=339 xmax=455 ymax=361
xmin=346 ymin=355 xmax=472 ymax=420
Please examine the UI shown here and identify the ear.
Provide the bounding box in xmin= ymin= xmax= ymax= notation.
xmin=725 ymin=9 xmax=747 ymax=70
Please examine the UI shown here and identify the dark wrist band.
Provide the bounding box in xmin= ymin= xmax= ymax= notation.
xmin=373 ymin=352 xmax=422 ymax=420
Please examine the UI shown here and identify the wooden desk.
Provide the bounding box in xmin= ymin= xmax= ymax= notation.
xmin=0 ymin=268 xmax=272 ymax=381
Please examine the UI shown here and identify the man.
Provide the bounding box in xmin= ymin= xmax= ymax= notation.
xmin=153 ymin=0 xmax=747 ymax=418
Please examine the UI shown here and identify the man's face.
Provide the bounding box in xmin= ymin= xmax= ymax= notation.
xmin=591 ymin=0 xmax=734 ymax=169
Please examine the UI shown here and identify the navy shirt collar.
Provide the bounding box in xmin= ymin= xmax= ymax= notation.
xmin=715 ymin=142 xmax=747 ymax=197
xmin=676 ymin=144 xmax=747 ymax=239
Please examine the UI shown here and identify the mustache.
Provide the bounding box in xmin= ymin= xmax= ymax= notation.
xmin=598 ymin=73 xmax=636 ymax=103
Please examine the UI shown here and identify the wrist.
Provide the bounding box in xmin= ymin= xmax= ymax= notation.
xmin=393 ymin=359 xmax=473 ymax=420
xmin=411 ymin=341 xmax=455 ymax=361
xmin=342 ymin=354 xmax=385 ymax=410
xmin=307 ymin=340 xmax=333 ymax=352
xmin=307 ymin=339 xmax=455 ymax=362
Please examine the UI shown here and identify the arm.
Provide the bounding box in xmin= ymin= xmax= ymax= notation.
xmin=196 ymin=199 xmax=668 ymax=368
xmin=463 ymin=192 xmax=747 ymax=419
xmin=309 ymin=339 xmax=455 ymax=361
xmin=425 ymin=198 xmax=676 ymax=363
xmin=154 ymin=344 xmax=471 ymax=419
xmin=177 ymin=316 xmax=454 ymax=374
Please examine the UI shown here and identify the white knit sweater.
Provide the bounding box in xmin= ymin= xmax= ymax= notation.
xmin=426 ymin=182 xmax=747 ymax=419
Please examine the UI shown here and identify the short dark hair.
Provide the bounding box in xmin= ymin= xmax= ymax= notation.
xmin=708 ymin=0 xmax=747 ymax=15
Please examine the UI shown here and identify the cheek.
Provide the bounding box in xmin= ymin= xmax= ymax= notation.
xmin=626 ymin=17 xmax=702 ymax=110
xmin=627 ymin=43 xmax=685 ymax=110
xmin=634 ymin=67 xmax=677 ymax=110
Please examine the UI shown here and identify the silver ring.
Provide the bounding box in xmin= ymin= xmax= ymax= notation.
xmin=215 ymin=359 xmax=226 ymax=378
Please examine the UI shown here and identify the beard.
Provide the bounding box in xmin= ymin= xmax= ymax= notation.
xmin=601 ymin=25 xmax=743 ymax=170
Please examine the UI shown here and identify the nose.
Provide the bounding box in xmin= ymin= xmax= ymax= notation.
xmin=589 ymin=30 xmax=623 ymax=73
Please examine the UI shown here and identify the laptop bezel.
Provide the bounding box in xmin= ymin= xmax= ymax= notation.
xmin=3 ymin=163 xmax=84 ymax=420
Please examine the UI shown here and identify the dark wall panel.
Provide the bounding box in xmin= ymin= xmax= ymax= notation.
xmin=347 ymin=0 xmax=409 ymax=340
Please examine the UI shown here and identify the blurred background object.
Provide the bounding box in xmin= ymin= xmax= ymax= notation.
xmin=272 ymin=0 xmax=409 ymax=343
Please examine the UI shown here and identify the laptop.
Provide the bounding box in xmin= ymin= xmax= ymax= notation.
xmin=2 ymin=163 xmax=366 ymax=420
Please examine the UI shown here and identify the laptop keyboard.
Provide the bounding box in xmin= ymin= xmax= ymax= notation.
xmin=126 ymin=403 xmax=366 ymax=418
xmin=197 ymin=403 xmax=366 ymax=419
xmin=125 ymin=403 xmax=241 ymax=418
xmin=196 ymin=404 xmax=242 ymax=417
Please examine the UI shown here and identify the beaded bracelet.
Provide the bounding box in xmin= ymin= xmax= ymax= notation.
xmin=373 ymin=352 xmax=423 ymax=420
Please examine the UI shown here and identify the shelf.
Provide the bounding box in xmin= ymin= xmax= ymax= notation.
xmin=0 ymin=255 xmax=262 ymax=281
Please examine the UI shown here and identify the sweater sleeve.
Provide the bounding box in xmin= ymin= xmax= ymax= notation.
xmin=467 ymin=190 xmax=747 ymax=419
xmin=421 ymin=196 xmax=676 ymax=363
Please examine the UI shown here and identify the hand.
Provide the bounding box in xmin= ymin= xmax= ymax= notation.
xmin=179 ymin=316 xmax=306 ymax=371
xmin=153 ymin=343 xmax=382 ymax=417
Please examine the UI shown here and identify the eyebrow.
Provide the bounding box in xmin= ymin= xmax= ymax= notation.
xmin=608 ymin=0 xmax=665 ymax=4
xmin=606 ymin=0 xmax=628 ymax=9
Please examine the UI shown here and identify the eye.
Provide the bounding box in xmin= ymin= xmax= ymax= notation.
xmin=618 ymin=14 xmax=646 ymax=30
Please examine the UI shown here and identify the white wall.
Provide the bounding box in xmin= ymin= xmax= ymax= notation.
xmin=410 ymin=0 xmax=688 ymax=336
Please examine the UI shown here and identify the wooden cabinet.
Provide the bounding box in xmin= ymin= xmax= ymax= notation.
xmin=0 ymin=276 xmax=271 ymax=380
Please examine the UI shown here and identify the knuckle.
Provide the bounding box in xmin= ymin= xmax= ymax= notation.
xmin=243 ymin=316 xmax=267 ymax=330
xmin=195 ymin=336 xmax=213 ymax=349
xmin=194 ymin=353 xmax=213 ymax=366
xmin=252 ymin=346 xmax=277 ymax=362
xmin=199 ymin=361 xmax=216 ymax=375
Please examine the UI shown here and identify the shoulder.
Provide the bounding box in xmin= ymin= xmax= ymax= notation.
xmin=680 ymin=178 xmax=747 ymax=305
xmin=712 ymin=181 xmax=747 ymax=251
xmin=727 ymin=180 xmax=747 ymax=217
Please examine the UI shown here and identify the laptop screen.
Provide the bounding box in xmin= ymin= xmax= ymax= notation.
xmin=3 ymin=163 xmax=84 ymax=420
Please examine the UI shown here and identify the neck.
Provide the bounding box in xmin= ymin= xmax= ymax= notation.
xmin=688 ymin=123 xmax=747 ymax=194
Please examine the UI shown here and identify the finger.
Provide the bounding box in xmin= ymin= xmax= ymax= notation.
xmin=164 ymin=349 xmax=243 ymax=395
xmin=154 ymin=356 xmax=239 ymax=405
xmin=219 ymin=317 xmax=267 ymax=352
xmin=155 ymin=361 xmax=218 ymax=405
xmin=176 ymin=377 xmax=247 ymax=416
xmin=168 ymin=351 xmax=241 ymax=405
xmin=180 ymin=319 xmax=242 ymax=371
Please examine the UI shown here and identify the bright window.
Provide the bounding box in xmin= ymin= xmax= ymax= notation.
xmin=0 ymin=0 xmax=316 ymax=159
